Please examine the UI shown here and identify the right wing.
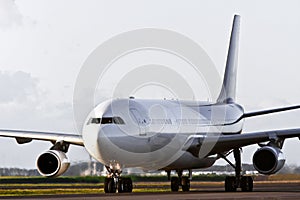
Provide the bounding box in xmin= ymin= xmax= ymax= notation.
xmin=243 ymin=105 xmax=300 ymax=118
xmin=183 ymin=128 xmax=300 ymax=157
xmin=0 ymin=129 xmax=84 ymax=146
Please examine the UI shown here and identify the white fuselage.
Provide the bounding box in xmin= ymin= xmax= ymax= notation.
xmin=82 ymin=98 xmax=244 ymax=171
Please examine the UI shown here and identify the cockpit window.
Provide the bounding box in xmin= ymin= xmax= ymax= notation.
xmin=112 ymin=117 xmax=125 ymax=124
xmin=88 ymin=117 xmax=125 ymax=125
xmin=101 ymin=117 xmax=113 ymax=124
xmin=90 ymin=118 xmax=100 ymax=124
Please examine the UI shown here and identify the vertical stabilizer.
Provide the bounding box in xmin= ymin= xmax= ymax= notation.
xmin=217 ymin=15 xmax=240 ymax=103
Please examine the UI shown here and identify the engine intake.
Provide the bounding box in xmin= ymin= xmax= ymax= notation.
xmin=36 ymin=150 xmax=70 ymax=177
xmin=252 ymin=146 xmax=285 ymax=175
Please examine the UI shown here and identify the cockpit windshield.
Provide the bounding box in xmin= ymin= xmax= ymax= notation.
xmin=88 ymin=117 xmax=125 ymax=125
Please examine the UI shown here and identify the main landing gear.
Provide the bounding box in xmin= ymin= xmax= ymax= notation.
xmin=167 ymin=169 xmax=191 ymax=192
xmin=221 ymin=148 xmax=253 ymax=192
xmin=104 ymin=165 xmax=133 ymax=193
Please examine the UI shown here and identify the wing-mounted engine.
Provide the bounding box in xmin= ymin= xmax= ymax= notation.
xmin=36 ymin=150 xmax=70 ymax=177
xmin=36 ymin=141 xmax=70 ymax=177
xmin=252 ymin=146 xmax=285 ymax=175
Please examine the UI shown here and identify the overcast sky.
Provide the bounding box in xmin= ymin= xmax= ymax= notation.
xmin=0 ymin=0 xmax=300 ymax=169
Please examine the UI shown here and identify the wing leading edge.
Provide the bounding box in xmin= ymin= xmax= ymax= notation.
xmin=243 ymin=105 xmax=300 ymax=118
xmin=0 ymin=129 xmax=84 ymax=146
xmin=183 ymin=128 xmax=300 ymax=158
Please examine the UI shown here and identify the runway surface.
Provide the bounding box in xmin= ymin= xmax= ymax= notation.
xmin=1 ymin=182 xmax=300 ymax=200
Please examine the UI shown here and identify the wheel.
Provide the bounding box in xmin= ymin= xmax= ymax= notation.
xmin=104 ymin=177 xmax=116 ymax=193
xmin=181 ymin=177 xmax=190 ymax=192
xmin=171 ymin=177 xmax=179 ymax=192
xmin=225 ymin=176 xmax=237 ymax=192
xmin=104 ymin=177 xmax=110 ymax=193
xmin=127 ymin=178 xmax=133 ymax=192
xmin=108 ymin=178 xmax=116 ymax=193
xmin=118 ymin=178 xmax=133 ymax=193
xmin=118 ymin=178 xmax=124 ymax=193
xmin=241 ymin=176 xmax=253 ymax=192
xmin=123 ymin=178 xmax=133 ymax=193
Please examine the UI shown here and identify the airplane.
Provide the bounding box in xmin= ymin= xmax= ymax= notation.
xmin=1 ymin=14 xmax=300 ymax=193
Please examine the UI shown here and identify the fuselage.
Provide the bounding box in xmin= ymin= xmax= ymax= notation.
xmin=82 ymin=98 xmax=244 ymax=171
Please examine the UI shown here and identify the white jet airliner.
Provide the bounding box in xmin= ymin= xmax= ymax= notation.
xmin=1 ymin=15 xmax=300 ymax=193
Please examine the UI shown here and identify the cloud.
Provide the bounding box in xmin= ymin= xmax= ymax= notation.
xmin=0 ymin=70 xmax=75 ymax=132
xmin=0 ymin=70 xmax=88 ymax=168
xmin=0 ymin=0 xmax=23 ymax=29
xmin=0 ymin=71 xmax=40 ymax=103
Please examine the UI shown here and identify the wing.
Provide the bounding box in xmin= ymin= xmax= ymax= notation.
xmin=0 ymin=129 xmax=84 ymax=146
xmin=243 ymin=105 xmax=300 ymax=118
xmin=183 ymin=128 xmax=300 ymax=157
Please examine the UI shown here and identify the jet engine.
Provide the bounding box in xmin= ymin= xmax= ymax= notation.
xmin=252 ymin=146 xmax=285 ymax=175
xmin=36 ymin=150 xmax=70 ymax=177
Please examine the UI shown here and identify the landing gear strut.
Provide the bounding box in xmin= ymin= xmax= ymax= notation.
xmin=104 ymin=165 xmax=133 ymax=193
xmin=221 ymin=148 xmax=253 ymax=192
xmin=168 ymin=169 xmax=191 ymax=192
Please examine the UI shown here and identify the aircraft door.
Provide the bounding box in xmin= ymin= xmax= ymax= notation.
xmin=129 ymin=108 xmax=148 ymax=136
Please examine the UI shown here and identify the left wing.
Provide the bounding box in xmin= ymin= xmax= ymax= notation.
xmin=0 ymin=129 xmax=84 ymax=146
xmin=183 ymin=128 xmax=300 ymax=157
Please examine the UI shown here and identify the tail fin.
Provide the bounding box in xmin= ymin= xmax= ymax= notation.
xmin=217 ymin=15 xmax=241 ymax=103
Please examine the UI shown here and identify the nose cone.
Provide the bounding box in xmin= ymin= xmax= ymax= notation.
xmin=82 ymin=100 xmax=111 ymax=163
xmin=82 ymin=98 xmax=136 ymax=164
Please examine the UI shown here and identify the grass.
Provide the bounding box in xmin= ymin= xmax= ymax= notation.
xmin=0 ymin=174 xmax=299 ymax=196
xmin=0 ymin=176 xmax=102 ymax=184
xmin=0 ymin=182 xmax=170 ymax=196
xmin=268 ymin=174 xmax=300 ymax=181
xmin=0 ymin=189 xmax=103 ymax=196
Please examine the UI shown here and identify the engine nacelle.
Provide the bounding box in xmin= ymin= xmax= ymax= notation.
xmin=36 ymin=150 xmax=70 ymax=177
xmin=252 ymin=146 xmax=285 ymax=175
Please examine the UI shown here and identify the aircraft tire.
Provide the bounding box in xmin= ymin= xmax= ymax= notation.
xmin=118 ymin=177 xmax=133 ymax=193
xmin=241 ymin=176 xmax=253 ymax=192
xmin=104 ymin=177 xmax=116 ymax=193
xmin=225 ymin=176 xmax=237 ymax=192
xmin=171 ymin=177 xmax=179 ymax=192
xmin=181 ymin=177 xmax=190 ymax=192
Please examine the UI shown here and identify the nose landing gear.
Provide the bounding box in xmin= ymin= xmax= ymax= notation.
xmin=168 ymin=169 xmax=191 ymax=192
xmin=118 ymin=177 xmax=133 ymax=193
xmin=104 ymin=165 xmax=133 ymax=193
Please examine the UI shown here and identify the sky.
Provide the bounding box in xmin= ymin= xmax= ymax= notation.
xmin=0 ymin=0 xmax=300 ymax=169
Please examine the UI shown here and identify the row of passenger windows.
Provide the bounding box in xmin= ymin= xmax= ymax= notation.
xmin=88 ymin=117 xmax=125 ymax=125
xmin=146 ymin=119 xmax=207 ymax=125
xmin=175 ymin=119 xmax=208 ymax=125
xmin=151 ymin=119 xmax=172 ymax=124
